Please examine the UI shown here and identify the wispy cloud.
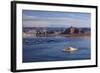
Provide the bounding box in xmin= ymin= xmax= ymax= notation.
xmin=22 ymin=11 xmax=91 ymax=28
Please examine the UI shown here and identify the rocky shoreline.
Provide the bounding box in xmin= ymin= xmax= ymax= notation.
xmin=62 ymin=33 xmax=90 ymax=37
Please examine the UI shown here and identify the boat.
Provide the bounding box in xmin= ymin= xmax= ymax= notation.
xmin=63 ymin=47 xmax=78 ymax=52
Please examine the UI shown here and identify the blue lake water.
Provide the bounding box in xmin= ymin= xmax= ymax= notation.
xmin=23 ymin=36 xmax=91 ymax=63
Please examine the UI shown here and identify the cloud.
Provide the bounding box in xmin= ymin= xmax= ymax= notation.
xmin=22 ymin=14 xmax=90 ymax=27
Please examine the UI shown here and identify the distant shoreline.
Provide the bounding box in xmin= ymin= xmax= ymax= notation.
xmin=23 ymin=33 xmax=90 ymax=38
xmin=61 ymin=33 xmax=90 ymax=37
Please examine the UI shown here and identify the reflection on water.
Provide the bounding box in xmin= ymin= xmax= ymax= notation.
xmin=23 ymin=36 xmax=91 ymax=63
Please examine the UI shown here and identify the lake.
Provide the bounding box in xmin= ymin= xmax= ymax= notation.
xmin=23 ymin=36 xmax=91 ymax=63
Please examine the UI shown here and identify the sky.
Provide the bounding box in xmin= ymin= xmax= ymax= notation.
xmin=22 ymin=10 xmax=91 ymax=28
